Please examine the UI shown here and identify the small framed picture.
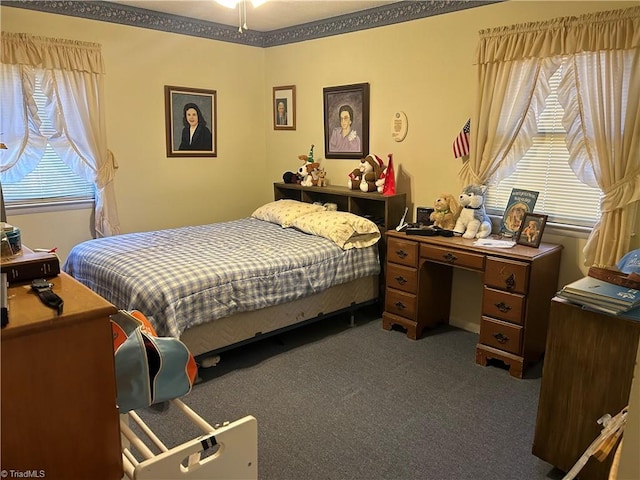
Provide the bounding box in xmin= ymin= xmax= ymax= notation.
xmin=516 ymin=213 xmax=547 ymax=248
xmin=273 ymin=85 xmax=296 ymax=130
xmin=165 ymin=85 xmax=217 ymax=157
xmin=323 ymin=83 xmax=369 ymax=159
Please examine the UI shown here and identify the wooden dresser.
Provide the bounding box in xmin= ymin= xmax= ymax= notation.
xmin=383 ymin=231 xmax=562 ymax=378
xmin=1 ymin=272 xmax=122 ymax=479
xmin=533 ymin=298 xmax=640 ymax=479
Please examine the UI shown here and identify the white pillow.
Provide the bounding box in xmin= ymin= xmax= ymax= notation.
xmin=251 ymin=199 xmax=326 ymax=228
xmin=291 ymin=211 xmax=380 ymax=249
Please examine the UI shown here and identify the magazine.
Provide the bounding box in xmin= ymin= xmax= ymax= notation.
xmin=500 ymin=188 xmax=539 ymax=236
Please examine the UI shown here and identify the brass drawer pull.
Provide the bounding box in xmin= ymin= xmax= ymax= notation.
xmin=394 ymin=301 xmax=406 ymax=310
xmin=504 ymin=273 xmax=515 ymax=290
xmin=493 ymin=332 xmax=509 ymax=344
xmin=443 ymin=252 xmax=457 ymax=263
xmin=494 ymin=302 xmax=511 ymax=313
xmin=394 ymin=275 xmax=408 ymax=285
xmin=395 ymin=249 xmax=408 ymax=259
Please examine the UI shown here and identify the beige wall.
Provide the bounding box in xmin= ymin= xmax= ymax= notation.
xmin=4 ymin=1 xmax=636 ymax=267
xmin=2 ymin=7 xmax=269 ymax=259
xmin=2 ymin=2 xmax=639 ymax=477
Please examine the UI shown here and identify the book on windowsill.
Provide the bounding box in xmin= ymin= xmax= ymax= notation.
xmin=0 ymin=246 xmax=60 ymax=284
xmin=500 ymin=188 xmax=539 ymax=236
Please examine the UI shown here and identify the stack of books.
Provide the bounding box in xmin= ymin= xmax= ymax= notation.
xmin=557 ymin=276 xmax=640 ymax=318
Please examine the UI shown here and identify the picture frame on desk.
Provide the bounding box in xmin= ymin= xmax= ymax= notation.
xmin=516 ymin=213 xmax=547 ymax=248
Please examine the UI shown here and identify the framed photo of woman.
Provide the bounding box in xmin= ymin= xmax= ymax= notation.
xmin=273 ymin=85 xmax=296 ymax=130
xmin=516 ymin=213 xmax=547 ymax=248
xmin=323 ymin=83 xmax=369 ymax=159
xmin=165 ymin=85 xmax=217 ymax=157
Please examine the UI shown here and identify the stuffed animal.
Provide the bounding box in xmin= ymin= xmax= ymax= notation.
xmin=300 ymin=160 xmax=320 ymax=186
xmin=376 ymin=167 xmax=387 ymax=193
xmin=453 ymin=184 xmax=492 ymax=239
xmin=347 ymin=167 xmax=363 ymax=190
xmin=298 ymin=144 xmax=321 ymax=186
xmin=429 ymin=194 xmax=461 ymax=230
xmin=282 ymin=171 xmax=302 ymax=184
xmin=359 ymin=154 xmax=385 ymax=193
xmin=316 ymin=168 xmax=328 ymax=187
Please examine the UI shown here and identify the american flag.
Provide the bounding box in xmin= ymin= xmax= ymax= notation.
xmin=453 ymin=119 xmax=470 ymax=158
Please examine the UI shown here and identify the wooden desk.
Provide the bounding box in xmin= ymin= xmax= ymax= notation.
xmin=1 ymin=272 xmax=122 ymax=479
xmin=532 ymin=298 xmax=640 ymax=479
xmin=382 ymin=231 xmax=562 ymax=377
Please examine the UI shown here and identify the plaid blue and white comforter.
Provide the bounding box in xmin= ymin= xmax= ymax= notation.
xmin=63 ymin=217 xmax=380 ymax=337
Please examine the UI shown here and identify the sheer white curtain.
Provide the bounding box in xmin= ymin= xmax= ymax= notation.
xmin=465 ymin=6 xmax=640 ymax=267
xmin=0 ymin=64 xmax=47 ymax=181
xmin=0 ymin=32 xmax=120 ymax=237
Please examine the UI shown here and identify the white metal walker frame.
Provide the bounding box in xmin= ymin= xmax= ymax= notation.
xmin=120 ymin=398 xmax=258 ymax=480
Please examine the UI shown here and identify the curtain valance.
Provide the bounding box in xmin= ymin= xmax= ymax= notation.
xmin=1 ymin=32 xmax=105 ymax=74
xmin=476 ymin=6 xmax=640 ymax=64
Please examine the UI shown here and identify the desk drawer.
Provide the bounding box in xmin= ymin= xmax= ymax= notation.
xmin=480 ymin=317 xmax=523 ymax=355
xmin=485 ymin=257 xmax=529 ymax=294
xmin=386 ymin=263 xmax=418 ymax=294
xmin=385 ymin=289 xmax=416 ymax=320
xmin=482 ymin=287 xmax=525 ymax=325
xmin=420 ymin=244 xmax=485 ymax=271
xmin=387 ymin=238 xmax=419 ymax=267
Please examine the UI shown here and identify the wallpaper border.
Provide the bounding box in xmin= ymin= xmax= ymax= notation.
xmin=2 ymin=0 xmax=501 ymax=47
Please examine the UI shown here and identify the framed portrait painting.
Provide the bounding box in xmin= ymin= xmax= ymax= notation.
xmin=323 ymin=83 xmax=369 ymax=159
xmin=165 ymin=85 xmax=217 ymax=157
xmin=516 ymin=213 xmax=548 ymax=248
xmin=273 ymin=85 xmax=296 ymax=130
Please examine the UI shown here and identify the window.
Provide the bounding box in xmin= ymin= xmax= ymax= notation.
xmin=1 ymin=74 xmax=95 ymax=208
xmin=484 ymin=63 xmax=602 ymax=228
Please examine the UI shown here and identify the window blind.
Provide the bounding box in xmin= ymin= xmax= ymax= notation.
xmin=2 ymin=76 xmax=95 ymax=206
xmin=485 ymin=65 xmax=602 ymax=227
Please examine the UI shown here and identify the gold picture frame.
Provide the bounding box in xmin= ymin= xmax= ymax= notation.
xmin=273 ymin=85 xmax=296 ymax=130
xmin=165 ymin=85 xmax=217 ymax=157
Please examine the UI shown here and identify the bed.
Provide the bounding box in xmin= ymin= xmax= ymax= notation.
xmin=63 ymin=200 xmax=382 ymax=364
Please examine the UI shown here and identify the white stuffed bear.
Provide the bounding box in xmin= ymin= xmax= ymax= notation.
xmin=376 ymin=167 xmax=387 ymax=193
xmin=454 ymin=184 xmax=492 ymax=239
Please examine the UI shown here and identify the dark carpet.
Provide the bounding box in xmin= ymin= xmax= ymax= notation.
xmin=136 ymin=306 xmax=566 ymax=480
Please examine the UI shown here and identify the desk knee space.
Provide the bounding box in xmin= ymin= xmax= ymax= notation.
xmin=383 ymin=231 xmax=562 ymax=377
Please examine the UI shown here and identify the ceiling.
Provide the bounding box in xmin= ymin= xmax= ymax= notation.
xmin=112 ymin=1 xmax=401 ymax=32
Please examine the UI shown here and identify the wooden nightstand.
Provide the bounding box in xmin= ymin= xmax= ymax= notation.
xmin=1 ymin=272 xmax=122 ymax=479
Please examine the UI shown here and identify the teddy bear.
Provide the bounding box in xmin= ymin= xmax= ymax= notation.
xmin=375 ymin=168 xmax=387 ymax=193
xmin=348 ymin=154 xmax=384 ymax=193
xmin=453 ymin=184 xmax=492 ymax=239
xmin=348 ymin=165 xmax=364 ymax=190
xmin=429 ymin=193 xmax=461 ymax=231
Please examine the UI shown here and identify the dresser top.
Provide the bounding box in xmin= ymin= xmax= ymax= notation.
xmin=2 ymin=272 xmax=117 ymax=339
xmin=386 ymin=230 xmax=562 ymax=262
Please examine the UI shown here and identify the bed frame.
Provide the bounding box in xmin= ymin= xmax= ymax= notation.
xmin=182 ymin=275 xmax=378 ymax=366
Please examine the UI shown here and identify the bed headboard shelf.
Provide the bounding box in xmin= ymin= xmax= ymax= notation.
xmin=273 ymin=182 xmax=406 ymax=233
